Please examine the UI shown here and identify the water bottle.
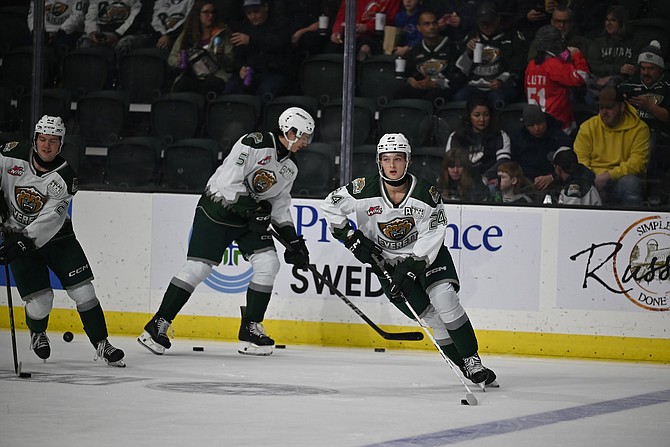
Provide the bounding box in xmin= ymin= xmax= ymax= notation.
xmin=244 ymin=67 xmax=253 ymax=87
xmin=212 ymin=35 xmax=222 ymax=55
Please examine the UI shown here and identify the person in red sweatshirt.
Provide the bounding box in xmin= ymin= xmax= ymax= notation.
xmin=525 ymin=24 xmax=589 ymax=135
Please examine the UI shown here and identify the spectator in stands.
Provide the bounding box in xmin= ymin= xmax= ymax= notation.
xmin=527 ymin=4 xmax=591 ymax=60
xmin=525 ymin=24 xmax=589 ymax=134
xmin=499 ymin=0 xmax=555 ymax=40
xmin=453 ymin=2 xmax=526 ymax=110
xmin=168 ymin=0 xmax=234 ymax=96
xmin=224 ymin=0 xmax=294 ymax=103
xmin=437 ymin=148 xmax=489 ymax=202
xmin=550 ymin=146 xmax=602 ymax=206
xmin=28 ymin=0 xmax=87 ymax=54
xmin=275 ymin=0 xmax=338 ymax=62
xmin=585 ymin=6 xmax=642 ymax=109
xmin=511 ymin=104 xmax=573 ymax=193
xmin=394 ymin=11 xmax=463 ymax=106
xmin=496 ymin=160 xmax=534 ymax=203
xmin=445 ymin=93 xmax=511 ymax=186
xmin=391 ymin=0 xmax=424 ymax=58
xmin=116 ymin=0 xmax=194 ymax=57
xmin=570 ymin=0 xmax=609 ymax=40
xmin=79 ymin=0 xmax=142 ymax=57
xmin=619 ymin=40 xmax=670 ymax=205
xmin=574 ymin=86 xmax=650 ymax=207
xmin=423 ymin=0 xmax=478 ymax=42
xmin=328 ymin=0 xmax=402 ymax=61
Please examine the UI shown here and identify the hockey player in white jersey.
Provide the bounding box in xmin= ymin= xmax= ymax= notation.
xmin=139 ymin=107 xmax=314 ymax=356
xmin=0 ymin=115 xmax=125 ymax=367
xmin=321 ymin=133 xmax=496 ymax=385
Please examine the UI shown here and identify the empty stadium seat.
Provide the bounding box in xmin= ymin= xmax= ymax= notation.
xmin=103 ymin=136 xmax=162 ymax=190
xmin=161 ymin=138 xmax=220 ymax=192
xmin=118 ymin=48 xmax=169 ymax=104
xmin=151 ymin=92 xmax=205 ymax=145
xmin=357 ymin=55 xmax=406 ymax=108
xmin=291 ymin=142 xmax=338 ymax=198
xmin=300 ymin=53 xmax=344 ymax=106
xmin=319 ymin=97 xmax=376 ymax=145
xmin=377 ymin=99 xmax=434 ymax=147
xmin=76 ymin=90 xmax=129 ymax=146
xmin=206 ymin=94 xmax=261 ymax=152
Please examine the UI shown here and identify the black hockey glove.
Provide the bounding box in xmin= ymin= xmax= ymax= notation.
xmin=0 ymin=232 xmax=35 ymax=265
xmin=246 ymin=200 xmax=272 ymax=233
xmin=284 ymin=235 xmax=310 ymax=269
xmin=344 ymin=230 xmax=382 ymax=265
xmin=389 ymin=258 xmax=425 ymax=302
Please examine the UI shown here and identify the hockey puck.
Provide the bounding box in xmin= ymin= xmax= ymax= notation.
xmin=275 ymin=344 xmax=286 ymax=349
xmin=460 ymin=399 xmax=469 ymax=405
xmin=63 ymin=331 xmax=74 ymax=342
xmin=19 ymin=372 xmax=31 ymax=378
xmin=192 ymin=346 xmax=204 ymax=352
xmin=374 ymin=348 xmax=385 ymax=352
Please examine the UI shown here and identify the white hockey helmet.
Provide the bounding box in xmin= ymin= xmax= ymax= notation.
xmin=376 ymin=133 xmax=411 ymax=182
xmin=278 ymin=107 xmax=315 ymax=150
xmin=34 ymin=115 xmax=66 ymax=151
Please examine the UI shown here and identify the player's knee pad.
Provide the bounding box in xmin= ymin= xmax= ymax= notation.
xmin=66 ymin=281 xmax=100 ymax=311
xmin=420 ymin=305 xmax=450 ymax=340
xmin=429 ymin=282 xmax=465 ymax=324
xmin=25 ymin=289 xmax=54 ymax=320
xmin=174 ymin=260 xmax=213 ymax=290
xmin=248 ymin=250 xmax=280 ymax=288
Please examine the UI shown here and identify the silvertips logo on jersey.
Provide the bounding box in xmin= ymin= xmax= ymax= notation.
xmin=203 ymin=242 xmax=253 ymax=293
xmin=570 ymin=215 xmax=670 ymax=311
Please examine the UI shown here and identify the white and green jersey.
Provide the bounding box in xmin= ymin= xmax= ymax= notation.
xmin=0 ymin=141 xmax=77 ymax=248
xmin=205 ymin=131 xmax=296 ymax=229
xmin=322 ymin=173 xmax=448 ymax=266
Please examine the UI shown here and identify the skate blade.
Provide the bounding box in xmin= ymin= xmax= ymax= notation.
xmin=238 ymin=341 xmax=274 ymax=356
xmin=485 ymin=380 xmax=500 ymax=388
xmin=137 ymin=332 xmax=166 ymax=355
xmin=106 ymin=359 xmax=126 ymax=368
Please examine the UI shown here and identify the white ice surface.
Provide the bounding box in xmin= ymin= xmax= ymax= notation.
xmin=1 ymin=330 xmax=669 ymax=447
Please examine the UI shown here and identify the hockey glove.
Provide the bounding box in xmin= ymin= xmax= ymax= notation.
xmin=344 ymin=230 xmax=382 ymax=265
xmin=246 ymin=200 xmax=272 ymax=233
xmin=284 ymin=235 xmax=310 ymax=269
xmin=0 ymin=232 xmax=35 ymax=265
xmin=389 ymin=258 xmax=426 ymax=302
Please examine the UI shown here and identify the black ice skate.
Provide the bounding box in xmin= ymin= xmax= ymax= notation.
xmin=30 ymin=331 xmax=51 ymax=362
xmin=95 ymin=339 xmax=126 ymax=367
xmin=238 ymin=306 xmax=274 ymax=356
xmin=138 ymin=315 xmax=173 ymax=355
xmin=460 ymin=353 xmax=489 ymax=384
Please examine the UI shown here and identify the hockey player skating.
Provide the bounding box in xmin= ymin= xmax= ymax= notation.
xmin=0 ymin=115 xmax=125 ymax=367
xmin=139 ymin=107 xmax=314 ymax=356
xmin=321 ymin=133 xmax=496 ymax=385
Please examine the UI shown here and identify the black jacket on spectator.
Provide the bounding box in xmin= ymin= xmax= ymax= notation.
xmin=510 ymin=114 xmax=573 ymax=181
xmin=229 ymin=14 xmax=293 ymax=78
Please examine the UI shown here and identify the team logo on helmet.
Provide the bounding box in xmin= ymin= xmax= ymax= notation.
xmin=250 ymin=169 xmax=276 ymax=193
xmin=378 ymin=217 xmax=415 ymax=241
xmin=15 ymin=186 xmax=46 ymax=215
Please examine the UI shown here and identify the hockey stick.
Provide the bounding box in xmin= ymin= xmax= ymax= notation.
xmin=4 ymin=263 xmax=22 ymax=377
xmin=371 ymin=254 xmax=479 ymax=405
xmin=269 ymin=228 xmax=423 ymax=341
